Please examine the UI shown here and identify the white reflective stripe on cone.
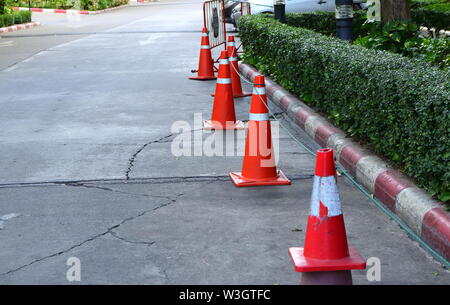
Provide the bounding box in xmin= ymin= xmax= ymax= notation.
xmin=249 ymin=113 xmax=269 ymax=121
xmin=253 ymin=87 xmax=266 ymax=95
xmin=229 ymin=57 xmax=238 ymax=62
xmin=200 ymin=45 xmax=210 ymax=49
xmin=217 ymin=78 xmax=232 ymax=84
xmin=219 ymin=59 xmax=229 ymax=65
xmin=202 ymin=33 xmax=208 ymax=37
xmin=309 ymin=175 xmax=342 ymax=217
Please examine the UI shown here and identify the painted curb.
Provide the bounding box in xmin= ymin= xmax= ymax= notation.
xmin=239 ymin=62 xmax=450 ymax=262
xmin=0 ymin=21 xmax=41 ymax=34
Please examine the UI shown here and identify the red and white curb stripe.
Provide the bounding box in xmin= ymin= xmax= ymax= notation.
xmin=240 ymin=63 xmax=450 ymax=262
xmin=0 ymin=21 xmax=40 ymax=34
xmin=12 ymin=4 xmax=129 ymax=15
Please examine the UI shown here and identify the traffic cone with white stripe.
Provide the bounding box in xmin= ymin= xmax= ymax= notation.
xmin=189 ymin=28 xmax=216 ymax=81
xmin=204 ymin=50 xmax=244 ymax=130
xmin=289 ymin=148 xmax=366 ymax=285
xmin=229 ymin=75 xmax=291 ymax=186
xmin=226 ymin=35 xmax=236 ymax=58
xmin=228 ymin=36 xmax=251 ymax=98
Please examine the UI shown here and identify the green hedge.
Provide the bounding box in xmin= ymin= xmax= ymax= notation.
xmin=239 ymin=15 xmax=450 ymax=202
xmin=10 ymin=0 xmax=75 ymax=9
xmin=285 ymin=7 xmax=449 ymax=36
xmin=285 ymin=11 xmax=368 ymax=37
xmin=0 ymin=10 xmax=31 ymax=28
xmin=411 ymin=0 xmax=450 ymax=10
xmin=9 ymin=0 xmax=128 ymax=10
xmin=412 ymin=8 xmax=450 ymax=29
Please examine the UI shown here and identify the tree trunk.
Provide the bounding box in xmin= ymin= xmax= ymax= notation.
xmin=380 ymin=0 xmax=411 ymax=23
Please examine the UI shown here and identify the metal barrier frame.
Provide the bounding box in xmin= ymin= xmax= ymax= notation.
xmin=203 ymin=0 xmax=227 ymax=50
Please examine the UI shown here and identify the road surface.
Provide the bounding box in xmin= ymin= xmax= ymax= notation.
xmin=0 ymin=1 xmax=448 ymax=284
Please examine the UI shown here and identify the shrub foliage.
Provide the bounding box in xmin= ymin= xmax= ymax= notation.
xmin=239 ymin=15 xmax=450 ymax=202
xmin=7 ymin=0 xmax=128 ymax=10
xmin=0 ymin=10 xmax=31 ymax=27
xmin=285 ymin=7 xmax=449 ymax=35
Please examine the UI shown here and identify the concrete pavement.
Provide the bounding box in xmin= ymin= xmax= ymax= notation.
xmin=0 ymin=1 xmax=448 ymax=284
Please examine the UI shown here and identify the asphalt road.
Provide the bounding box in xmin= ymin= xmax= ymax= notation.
xmin=0 ymin=1 xmax=448 ymax=284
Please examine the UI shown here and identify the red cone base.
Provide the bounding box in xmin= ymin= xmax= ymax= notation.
xmin=288 ymin=247 xmax=366 ymax=273
xmin=189 ymin=75 xmax=217 ymax=81
xmin=234 ymin=92 xmax=252 ymax=98
xmin=203 ymin=120 xmax=244 ymax=130
xmin=229 ymin=169 xmax=291 ymax=187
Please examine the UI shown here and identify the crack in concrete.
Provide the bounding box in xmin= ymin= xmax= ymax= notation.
xmin=109 ymin=231 xmax=155 ymax=247
xmin=0 ymin=193 xmax=184 ymax=277
xmin=0 ymin=174 xmax=314 ymax=189
xmin=63 ymin=182 xmax=170 ymax=199
xmin=125 ymin=133 xmax=175 ymax=180
xmin=124 ymin=128 xmax=205 ymax=181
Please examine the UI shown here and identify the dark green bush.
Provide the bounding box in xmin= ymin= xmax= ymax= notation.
xmin=354 ymin=20 xmax=450 ymax=71
xmin=410 ymin=0 xmax=450 ymax=29
xmin=286 ymin=6 xmax=450 ymax=36
xmin=354 ymin=20 xmax=420 ymax=55
xmin=286 ymin=10 xmax=368 ymax=37
xmin=413 ymin=37 xmax=450 ymax=70
xmin=8 ymin=0 xmax=128 ymax=10
xmin=412 ymin=8 xmax=450 ymax=29
xmin=239 ymin=15 xmax=450 ymax=202
xmin=9 ymin=0 xmax=76 ymax=9
xmin=411 ymin=0 xmax=450 ymax=10
xmin=0 ymin=10 xmax=31 ymax=27
xmin=0 ymin=0 xmax=5 ymax=14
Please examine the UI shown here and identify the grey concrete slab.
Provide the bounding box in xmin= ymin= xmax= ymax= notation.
xmin=0 ymin=31 xmax=217 ymax=182
xmin=0 ymin=179 xmax=448 ymax=284
xmin=0 ymin=2 xmax=206 ymax=69
xmin=0 ymin=183 xmax=175 ymax=277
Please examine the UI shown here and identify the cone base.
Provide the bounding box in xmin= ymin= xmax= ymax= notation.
xmin=189 ymin=75 xmax=217 ymax=81
xmin=233 ymin=92 xmax=252 ymax=98
xmin=288 ymin=247 xmax=366 ymax=273
xmin=203 ymin=120 xmax=244 ymax=130
xmin=229 ymin=170 xmax=291 ymax=187
xmin=211 ymin=92 xmax=252 ymax=98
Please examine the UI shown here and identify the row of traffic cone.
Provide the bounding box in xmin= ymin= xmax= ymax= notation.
xmin=190 ymin=30 xmax=285 ymax=185
xmin=190 ymin=29 xmax=366 ymax=284
xmin=205 ymin=46 xmax=291 ymax=187
xmin=190 ymin=30 xmax=250 ymax=98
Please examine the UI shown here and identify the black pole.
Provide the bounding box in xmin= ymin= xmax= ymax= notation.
xmin=335 ymin=0 xmax=353 ymax=41
xmin=274 ymin=2 xmax=285 ymax=23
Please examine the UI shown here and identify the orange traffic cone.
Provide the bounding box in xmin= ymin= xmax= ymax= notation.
xmin=229 ymin=75 xmax=291 ymax=187
xmin=289 ymin=148 xmax=366 ymax=285
xmin=226 ymin=35 xmax=236 ymax=58
xmin=204 ymin=50 xmax=244 ymax=130
xmin=228 ymin=36 xmax=251 ymax=98
xmin=189 ymin=28 xmax=216 ymax=81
